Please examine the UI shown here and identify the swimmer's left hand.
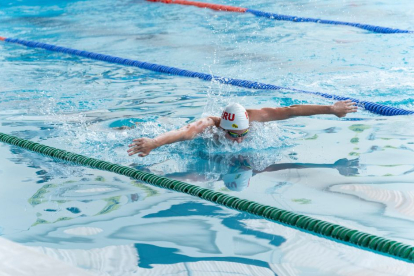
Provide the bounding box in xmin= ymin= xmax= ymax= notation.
xmin=332 ymin=100 xmax=358 ymax=117
xmin=127 ymin=137 xmax=157 ymax=157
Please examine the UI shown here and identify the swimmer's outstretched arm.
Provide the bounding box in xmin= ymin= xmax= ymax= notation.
xmin=248 ymin=100 xmax=357 ymax=122
xmin=128 ymin=116 xmax=220 ymax=157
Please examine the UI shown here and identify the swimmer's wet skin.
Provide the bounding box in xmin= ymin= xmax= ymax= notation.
xmin=127 ymin=100 xmax=357 ymax=157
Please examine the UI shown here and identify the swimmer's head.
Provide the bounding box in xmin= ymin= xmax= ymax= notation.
xmin=219 ymin=103 xmax=250 ymax=143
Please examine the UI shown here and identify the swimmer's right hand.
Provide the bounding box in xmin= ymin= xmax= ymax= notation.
xmin=127 ymin=138 xmax=158 ymax=157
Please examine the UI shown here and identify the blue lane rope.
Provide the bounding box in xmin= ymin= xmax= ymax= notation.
xmin=3 ymin=37 xmax=414 ymax=116
xmin=245 ymin=9 xmax=413 ymax=34
xmin=147 ymin=0 xmax=413 ymax=34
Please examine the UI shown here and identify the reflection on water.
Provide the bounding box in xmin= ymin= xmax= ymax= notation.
xmin=152 ymin=152 xmax=360 ymax=192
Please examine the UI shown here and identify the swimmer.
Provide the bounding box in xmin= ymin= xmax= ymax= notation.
xmin=128 ymin=100 xmax=357 ymax=157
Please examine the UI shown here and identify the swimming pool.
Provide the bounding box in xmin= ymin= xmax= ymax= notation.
xmin=1 ymin=0 xmax=414 ymax=275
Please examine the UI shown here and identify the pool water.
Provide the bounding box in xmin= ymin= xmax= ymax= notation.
xmin=1 ymin=0 xmax=414 ymax=275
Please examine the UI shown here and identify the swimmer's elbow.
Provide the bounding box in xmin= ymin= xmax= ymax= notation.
xmin=284 ymin=106 xmax=297 ymax=119
xmin=179 ymin=117 xmax=215 ymax=140
xmin=258 ymin=107 xmax=293 ymax=121
xmin=180 ymin=124 xmax=204 ymax=140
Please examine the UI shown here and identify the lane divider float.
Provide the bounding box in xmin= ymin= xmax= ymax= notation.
xmin=2 ymin=37 xmax=413 ymax=116
xmin=148 ymin=0 xmax=246 ymax=12
xmin=147 ymin=0 xmax=413 ymax=34
xmin=1 ymin=131 xmax=414 ymax=262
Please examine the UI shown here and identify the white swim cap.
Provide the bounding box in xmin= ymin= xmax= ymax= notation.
xmin=219 ymin=103 xmax=249 ymax=130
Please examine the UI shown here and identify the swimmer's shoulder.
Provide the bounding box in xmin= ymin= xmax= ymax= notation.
xmin=205 ymin=116 xmax=221 ymax=128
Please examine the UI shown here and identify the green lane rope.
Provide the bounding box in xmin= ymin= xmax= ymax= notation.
xmin=1 ymin=131 xmax=414 ymax=262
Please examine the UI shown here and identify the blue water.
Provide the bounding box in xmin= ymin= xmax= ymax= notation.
xmin=1 ymin=0 xmax=414 ymax=275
